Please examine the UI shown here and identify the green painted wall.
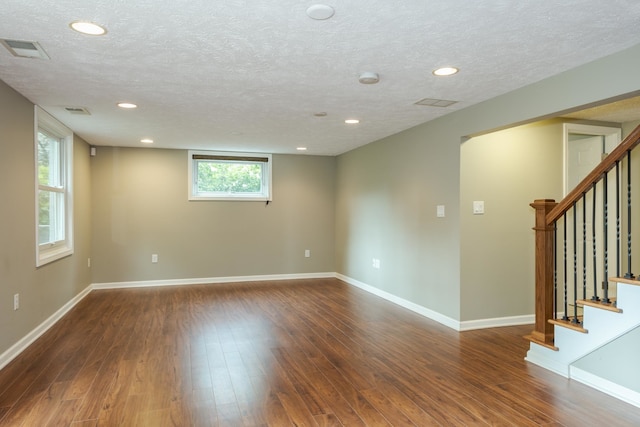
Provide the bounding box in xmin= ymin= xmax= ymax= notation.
xmin=90 ymin=147 xmax=336 ymax=283
xmin=0 ymin=80 xmax=92 ymax=357
xmin=335 ymin=43 xmax=640 ymax=323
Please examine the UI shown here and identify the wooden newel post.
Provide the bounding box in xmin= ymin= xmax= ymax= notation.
xmin=530 ymin=199 xmax=558 ymax=346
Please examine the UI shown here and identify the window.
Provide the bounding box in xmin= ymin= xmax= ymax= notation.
xmin=188 ymin=151 xmax=272 ymax=201
xmin=35 ymin=107 xmax=73 ymax=266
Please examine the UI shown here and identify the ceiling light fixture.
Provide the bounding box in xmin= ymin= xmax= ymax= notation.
xmin=358 ymin=72 xmax=379 ymax=84
xmin=117 ymin=102 xmax=137 ymax=109
xmin=433 ymin=67 xmax=459 ymax=76
xmin=140 ymin=138 xmax=153 ymax=144
xmin=314 ymin=112 xmax=327 ymax=117
xmin=69 ymin=21 xmax=107 ymax=36
xmin=345 ymin=119 xmax=360 ymax=124
xmin=306 ymin=4 xmax=335 ymax=20
xmin=297 ymin=147 xmax=307 ymax=151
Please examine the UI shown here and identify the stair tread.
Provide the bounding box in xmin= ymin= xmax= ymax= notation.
xmin=577 ymin=299 xmax=623 ymax=313
xmin=524 ymin=334 xmax=558 ymax=351
xmin=549 ymin=317 xmax=588 ymax=333
xmin=611 ymin=276 xmax=640 ymax=286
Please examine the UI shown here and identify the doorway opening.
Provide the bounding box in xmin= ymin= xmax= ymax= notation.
xmin=563 ymin=123 xmax=622 ymax=196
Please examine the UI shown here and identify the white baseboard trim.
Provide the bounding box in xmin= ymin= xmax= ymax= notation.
xmin=1 ymin=272 xmax=531 ymax=374
xmin=571 ymin=366 xmax=640 ymax=409
xmin=92 ymin=272 xmax=336 ymax=289
xmin=525 ymin=345 xmax=570 ymax=377
xmin=335 ymin=273 xmax=461 ymax=330
xmin=336 ymin=273 xmax=535 ymax=332
xmin=0 ymin=284 xmax=92 ymax=371
xmin=459 ymin=314 xmax=534 ymax=331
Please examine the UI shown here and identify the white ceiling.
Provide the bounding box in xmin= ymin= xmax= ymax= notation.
xmin=1 ymin=1 xmax=640 ymax=156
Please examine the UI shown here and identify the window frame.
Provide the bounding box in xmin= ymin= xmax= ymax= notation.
xmin=188 ymin=150 xmax=272 ymax=201
xmin=35 ymin=106 xmax=74 ymax=266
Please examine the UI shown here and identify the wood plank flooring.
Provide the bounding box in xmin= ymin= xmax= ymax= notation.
xmin=0 ymin=278 xmax=639 ymax=426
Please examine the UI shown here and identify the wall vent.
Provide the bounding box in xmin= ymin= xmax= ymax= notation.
xmin=0 ymin=39 xmax=50 ymax=59
xmin=64 ymin=106 xmax=91 ymax=115
xmin=414 ymin=98 xmax=457 ymax=107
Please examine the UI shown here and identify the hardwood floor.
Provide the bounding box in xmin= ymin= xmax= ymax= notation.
xmin=0 ymin=278 xmax=639 ymax=426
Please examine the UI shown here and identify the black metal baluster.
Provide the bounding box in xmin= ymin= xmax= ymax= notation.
xmin=592 ymin=183 xmax=600 ymax=301
xmin=603 ymin=173 xmax=611 ymax=304
xmin=582 ymin=193 xmax=587 ymax=300
xmin=616 ymin=160 xmax=621 ymax=278
xmin=563 ymin=213 xmax=569 ymax=320
xmin=554 ymin=224 xmax=558 ymax=319
xmin=625 ymin=151 xmax=635 ymax=279
xmin=572 ymin=204 xmax=580 ymax=324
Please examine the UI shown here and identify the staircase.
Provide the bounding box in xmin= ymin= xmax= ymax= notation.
xmin=526 ymin=278 xmax=640 ymax=407
xmin=525 ymin=125 xmax=640 ymax=408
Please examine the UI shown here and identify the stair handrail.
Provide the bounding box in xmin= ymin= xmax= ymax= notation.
xmin=529 ymin=124 xmax=640 ymax=348
xmin=547 ymin=124 xmax=640 ymax=225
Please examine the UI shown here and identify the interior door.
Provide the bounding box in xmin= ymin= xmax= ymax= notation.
xmin=563 ymin=124 xmax=622 ymax=309
xmin=567 ymin=134 xmax=606 ymax=191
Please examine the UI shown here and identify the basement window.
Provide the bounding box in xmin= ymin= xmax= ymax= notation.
xmin=188 ymin=150 xmax=272 ymax=201
xmin=36 ymin=107 xmax=74 ymax=266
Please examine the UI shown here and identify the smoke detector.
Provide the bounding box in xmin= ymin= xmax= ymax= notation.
xmin=359 ymin=72 xmax=379 ymax=84
xmin=307 ymin=4 xmax=335 ymax=20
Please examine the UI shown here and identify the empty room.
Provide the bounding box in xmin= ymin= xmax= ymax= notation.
xmin=2 ymin=1 xmax=640 ymax=425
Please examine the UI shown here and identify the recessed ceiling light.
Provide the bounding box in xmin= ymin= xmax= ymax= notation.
xmin=297 ymin=147 xmax=307 ymax=151
xmin=69 ymin=21 xmax=107 ymax=36
xmin=314 ymin=112 xmax=327 ymax=117
xmin=117 ymin=102 xmax=137 ymax=109
xmin=345 ymin=119 xmax=360 ymax=124
xmin=433 ymin=67 xmax=459 ymax=76
xmin=140 ymin=138 xmax=153 ymax=144
xmin=306 ymin=4 xmax=335 ymax=20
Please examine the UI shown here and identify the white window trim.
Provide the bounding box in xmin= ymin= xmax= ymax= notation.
xmin=35 ymin=106 xmax=74 ymax=266
xmin=188 ymin=150 xmax=272 ymax=201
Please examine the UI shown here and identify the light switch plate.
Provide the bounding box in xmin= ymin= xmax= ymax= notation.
xmin=436 ymin=205 xmax=445 ymax=217
xmin=473 ymin=201 xmax=485 ymax=215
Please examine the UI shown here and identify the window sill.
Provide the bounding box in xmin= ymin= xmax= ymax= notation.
xmin=37 ymin=245 xmax=73 ymax=267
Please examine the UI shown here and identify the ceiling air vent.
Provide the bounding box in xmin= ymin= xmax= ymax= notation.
xmin=414 ymin=98 xmax=457 ymax=108
xmin=64 ymin=106 xmax=91 ymax=115
xmin=0 ymin=39 xmax=50 ymax=59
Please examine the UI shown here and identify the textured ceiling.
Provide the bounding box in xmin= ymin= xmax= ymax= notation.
xmin=1 ymin=1 xmax=640 ymax=155
xmin=563 ymin=95 xmax=640 ymax=124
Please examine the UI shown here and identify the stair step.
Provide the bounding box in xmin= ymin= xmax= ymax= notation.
xmin=524 ymin=334 xmax=558 ymax=351
xmin=577 ymin=299 xmax=622 ymax=313
xmin=611 ymin=276 xmax=640 ymax=286
xmin=549 ymin=317 xmax=588 ymax=333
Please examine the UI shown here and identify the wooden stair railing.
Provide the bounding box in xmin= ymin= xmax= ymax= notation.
xmin=528 ymin=124 xmax=640 ymax=348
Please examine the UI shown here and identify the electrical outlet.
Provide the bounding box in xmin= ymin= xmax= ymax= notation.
xmin=372 ymin=258 xmax=381 ymax=269
xmin=305 ymin=249 xmax=310 ymax=258
xmin=13 ymin=294 xmax=19 ymax=311
xmin=152 ymin=254 xmax=158 ymax=263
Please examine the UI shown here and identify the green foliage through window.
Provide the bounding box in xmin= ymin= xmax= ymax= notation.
xmin=189 ymin=151 xmax=272 ymax=200
xmin=196 ymin=161 xmax=262 ymax=194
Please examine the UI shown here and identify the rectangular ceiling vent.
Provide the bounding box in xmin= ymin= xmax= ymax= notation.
xmin=414 ymin=98 xmax=458 ymax=108
xmin=0 ymin=39 xmax=50 ymax=59
xmin=64 ymin=106 xmax=91 ymax=115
